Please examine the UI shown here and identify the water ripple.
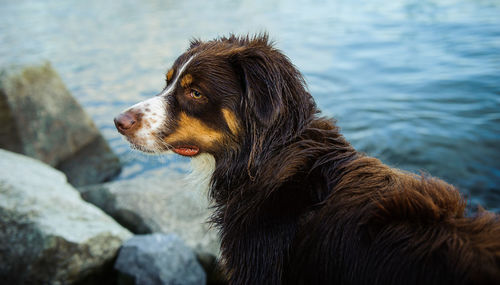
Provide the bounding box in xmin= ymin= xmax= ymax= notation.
xmin=1 ymin=0 xmax=498 ymax=211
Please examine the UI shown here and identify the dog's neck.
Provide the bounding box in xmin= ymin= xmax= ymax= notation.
xmin=203 ymin=117 xmax=358 ymax=208
xmin=188 ymin=153 xmax=216 ymax=200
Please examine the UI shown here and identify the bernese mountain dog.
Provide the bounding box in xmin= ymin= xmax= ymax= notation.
xmin=114 ymin=34 xmax=500 ymax=284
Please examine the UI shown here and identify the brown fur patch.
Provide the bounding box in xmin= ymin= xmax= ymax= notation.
xmin=165 ymin=112 xmax=223 ymax=148
xmin=181 ymin=74 xmax=193 ymax=87
xmin=166 ymin=69 xmax=174 ymax=82
xmin=222 ymin=108 xmax=240 ymax=135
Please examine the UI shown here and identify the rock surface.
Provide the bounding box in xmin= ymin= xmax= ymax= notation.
xmin=0 ymin=62 xmax=121 ymax=186
xmin=0 ymin=149 xmax=132 ymax=284
xmin=79 ymin=171 xmax=220 ymax=257
xmin=114 ymin=233 xmax=206 ymax=285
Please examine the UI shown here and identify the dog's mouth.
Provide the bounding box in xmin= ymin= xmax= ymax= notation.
xmin=123 ymin=134 xmax=200 ymax=157
xmin=128 ymin=139 xmax=200 ymax=157
xmin=172 ymin=145 xmax=200 ymax=157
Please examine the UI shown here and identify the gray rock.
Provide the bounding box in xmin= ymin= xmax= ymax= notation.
xmin=0 ymin=62 xmax=121 ymax=186
xmin=57 ymin=135 xmax=121 ymax=187
xmin=0 ymin=149 xmax=132 ymax=284
xmin=79 ymin=171 xmax=220 ymax=258
xmin=114 ymin=233 xmax=206 ymax=285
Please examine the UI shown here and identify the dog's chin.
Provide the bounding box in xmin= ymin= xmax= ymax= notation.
xmin=128 ymin=142 xmax=166 ymax=154
xmin=126 ymin=138 xmax=200 ymax=157
xmin=123 ymin=137 xmax=168 ymax=155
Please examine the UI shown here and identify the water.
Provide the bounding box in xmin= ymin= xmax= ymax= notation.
xmin=1 ymin=0 xmax=499 ymax=211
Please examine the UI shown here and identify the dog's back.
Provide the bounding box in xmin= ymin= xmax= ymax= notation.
xmin=287 ymin=154 xmax=500 ymax=284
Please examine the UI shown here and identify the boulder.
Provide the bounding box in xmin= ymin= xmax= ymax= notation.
xmin=0 ymin=149 xmax=132 ymax=284
xmin=0 ymin=62 xmax=121 ymax=186
xmin=79 ymin=171 xmax=220 ymax=257
xmin=114 ymin=233 xmax=206 ymax=285
xmin=79 ymin=171 xmax=226 ymax=283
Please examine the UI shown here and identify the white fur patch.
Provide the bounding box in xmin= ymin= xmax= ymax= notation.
xmin=127 ymin=96 xmax=167 ymax=150
xmin=187 ymin=153 xmax=216 ymax=199
xmin=121 ymin=55 xmax=196 ymax=153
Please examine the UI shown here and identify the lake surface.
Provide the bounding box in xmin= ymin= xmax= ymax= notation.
xmin=1 ymin=0 xmax=499 ymax=211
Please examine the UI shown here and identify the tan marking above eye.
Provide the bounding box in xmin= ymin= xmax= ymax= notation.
xmin=164 ymin=112 xmax=223 ymax=147
xmin=181 ymin=74 xmax=193 ymax=88
xmin=166 ymin=69 xmax=174 ymax=81
xmin=222 ymin=108 xmax=240 ymax=135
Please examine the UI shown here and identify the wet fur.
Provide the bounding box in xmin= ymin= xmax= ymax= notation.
xmin=201 ymin=35 xmax=500 ymax=285
xmin=121 ymin=34 xmax=500 ymax=284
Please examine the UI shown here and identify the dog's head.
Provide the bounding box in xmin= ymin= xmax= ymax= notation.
xmin=115 ymin=34 xmax=315 ymax=163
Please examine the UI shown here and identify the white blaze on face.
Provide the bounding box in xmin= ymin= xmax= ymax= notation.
xmin=159 ymin=55 xmax=196 ymax=98
xmin=121 ymin=55 xmax=196 ymax=152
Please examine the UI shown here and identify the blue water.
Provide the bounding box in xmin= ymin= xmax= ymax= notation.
xmin=1 ymin=0 xmax=499 ymax=211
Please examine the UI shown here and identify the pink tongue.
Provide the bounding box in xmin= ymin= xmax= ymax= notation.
xmin=173 ymin=147 xmax=199 ymax=156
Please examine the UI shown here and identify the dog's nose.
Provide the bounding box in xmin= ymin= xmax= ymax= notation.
xmin=114 ymin=111 xmax=138 ymax=134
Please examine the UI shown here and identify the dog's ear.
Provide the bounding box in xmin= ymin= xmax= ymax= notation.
xmin=229 ymin=45 xmax=285 ymax=126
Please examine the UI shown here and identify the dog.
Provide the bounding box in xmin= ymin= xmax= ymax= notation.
xmin=114 ymin=34 xmax=500 ymax=284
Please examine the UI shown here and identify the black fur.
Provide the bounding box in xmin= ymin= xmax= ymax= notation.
xmin=118 ymin=34 xmax=500 ymax=285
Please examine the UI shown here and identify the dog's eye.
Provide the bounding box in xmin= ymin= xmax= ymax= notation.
xmin=190 ymin=89 xmax=203 ymax=99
